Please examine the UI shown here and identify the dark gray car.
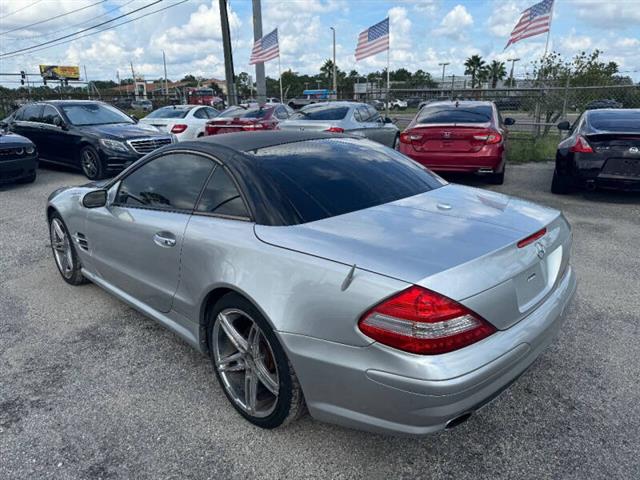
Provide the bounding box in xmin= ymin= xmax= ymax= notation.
xmin=279 ymin=102 xmax=399 ymax=148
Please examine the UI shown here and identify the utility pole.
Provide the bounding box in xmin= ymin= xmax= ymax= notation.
xmin=219 ymin=0 xmax=237 ymax=106
xmin=83 ymin=65 xmax=89 ymax=98
xmin=251 ymin=0 xmax=266 ymax=103
xmin=330 ymin=26 xmax=337 ymax=100
xmin=162 ymin=50 xmax=169 ymax=98
xmin=438 ymin=62 xmax=449 ymax=96
xmin=507 ymin=58 xmax=520 ymax=88
xmin=130 ymin=61 xmax=137 ymax=99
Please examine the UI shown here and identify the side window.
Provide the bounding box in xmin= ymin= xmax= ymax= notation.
xmin=367 ymin=105 xmax=381 ymax=122
xmin=21 ymin=104 xmax=43 ymax=122
xmin=570 ymin=114 xmax=583 ymax=133
xmin=193 ymin=108 xmax=209 ymax=119
xmin=196 ymin=166 xmax=249 ymax=218
xmin=116 ymin=153 xmax=214 ymax=211
xmin=205 ymin=107 xmax=219 ymax=118
xmin=42 ymin=105 xmax=61 ymax=125
xmin=354 ymin=107 xmax=366 ymax=122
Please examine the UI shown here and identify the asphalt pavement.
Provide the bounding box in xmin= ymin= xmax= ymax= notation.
xmin=1 ymin=163 xmax=639 ymax=479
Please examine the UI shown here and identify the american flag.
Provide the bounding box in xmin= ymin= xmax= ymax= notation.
xmin=505 ymin=0 xmax=554 ymax=49
xmin=249 ymin=28 xmax=279 ymax=64
xmin=355 ymin=18 xmax=389 ymax=61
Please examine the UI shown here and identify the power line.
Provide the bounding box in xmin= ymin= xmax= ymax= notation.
xmin=3 ymin=0 xmax=137 ymax=42
xmin=0 ymin=0 xmax=190 ymax=60
xmin=0 ymin=0 xmax=108 ymax=36
xmin=0 ymin=0 xmax=43 ymax=20
xmin=0 ymin=0 xmax=163 ymax=58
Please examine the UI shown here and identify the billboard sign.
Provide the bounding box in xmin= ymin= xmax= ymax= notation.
xmin=39 ymin=65 xmax=80 ymax=80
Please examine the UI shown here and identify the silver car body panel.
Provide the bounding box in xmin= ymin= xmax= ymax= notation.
xmin=279 ymin=102 xmax=399 ymax=148
xmin=47 ymin=166 xmax=576 ymax=435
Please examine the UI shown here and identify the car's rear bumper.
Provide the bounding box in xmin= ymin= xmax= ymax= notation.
xmin=560 ymin=157 xmax=640 ymax=190
xmin=399 ymin=145 xmax=504 ymax=173
xmin=0 ymin=155 xmax=38 ymax=183
xmin=280 ymin=266 xmax=577 ymax=436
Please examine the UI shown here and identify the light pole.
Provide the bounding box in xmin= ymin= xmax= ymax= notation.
xmin=438 ymin=62 xmax=449 ymax=96
xmin=330 ymin=27 xmax=337 ymax=100
xmin=507 ymin=58 xmax=520 ymax=88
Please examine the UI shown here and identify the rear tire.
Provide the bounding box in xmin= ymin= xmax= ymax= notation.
xmin=487 ymin=169 xmax=505 ymax=185
xmin=208 ymin=293 xmax=306 ymax=429
xmin=392 ymin=134 xmax=399 ymax=150
xmin=551 ymin=169 xmax=572 ymax=194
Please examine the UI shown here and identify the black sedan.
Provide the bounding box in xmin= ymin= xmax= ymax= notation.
xmin=6 ymin=101 xmax=174 ymax=180
xmin=0 ymin=129 xmax=38 ymax=184
xmin=552 ymin=109 xmax=640 ymax=193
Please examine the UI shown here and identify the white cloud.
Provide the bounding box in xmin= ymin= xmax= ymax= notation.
xmin=486 ymin=0 xmax=523 ymax=37
xmin=571 ymin=0 xmax=640 ymax=29
xmin=434 ymin=5 xmax=473 ymax=40
xmin=561 ymin=29 xmax=593 ymax=51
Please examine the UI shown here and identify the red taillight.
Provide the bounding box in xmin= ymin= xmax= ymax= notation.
xmin=171 ymin=124 xmax=188 ymax=134
xmin=358 ymin=286 xmax=496 ymax=355
xmin=517 ymin=227 xmax=547 ymax=248
xmin=569 ymin=135 xmax=593 ymax=153
xmin=242 ymin=122 xmax=265 ymax=130
xmin=325 ymin=126 xmax=344 ymax=133
xmin=473 ymin=131 xmax=502 ymax=144
xmin=400 ymin=131 xmax=422 ymax=143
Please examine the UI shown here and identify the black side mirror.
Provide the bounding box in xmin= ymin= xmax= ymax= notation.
xmin=557 ymin=121 xmax=570 ymax=131
xmin=384 ymin=116 xmax=393 ymax=124
xmin=504 ymin=117 xmax=516 ymax=126
xmin=82 ymin=190 xmax=107 ymax=208
xmin=53 ymin=116 xmax=67 ymax=129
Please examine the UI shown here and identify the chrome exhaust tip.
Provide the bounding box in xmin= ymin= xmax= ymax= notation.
xmin=445 ymin=412 xmax=472 ymax=429
xmin=477 ymin=168 xmax=494 ymax=174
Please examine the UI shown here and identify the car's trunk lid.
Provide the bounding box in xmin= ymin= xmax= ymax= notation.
xmin=278 ymin=119 xmax=335 ymax=132
xmin=254 ymin=184 xmax=571 ymax=329
xmin=586 ymin=133 xmax=640 ymax=179
xmin=407 ymin=123 xmax=493 ymax=153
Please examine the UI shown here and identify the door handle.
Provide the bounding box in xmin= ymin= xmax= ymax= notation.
xmin=153 ymin=232 xmax=176 ymax=248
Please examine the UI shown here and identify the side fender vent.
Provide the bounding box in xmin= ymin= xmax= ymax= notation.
xmin=73 ymin=232 xmax=89 ymax=251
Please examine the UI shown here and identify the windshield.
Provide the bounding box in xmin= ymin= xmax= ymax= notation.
xmin=589 ymin=110 xmax=640 ymax=132
xmin=61 ymin=103 xmax=133 ymax=126
xmin=292 ymin=106 xmax=349 ymax=121
xmin=249 ymin=138 xmax=444 ymax=224
xmin=146 ymin=107 xmax=190 ymax=119
xmin=218 ymin=107 xmax=270 ymax=119
xmin=417 ymin=105 xmax=493 ymax=124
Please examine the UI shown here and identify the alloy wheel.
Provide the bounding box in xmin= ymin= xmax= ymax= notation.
xmin=81 ymin=149 xmax=99 ymax=178
xmin=213 ymin=308 xmax=280 ymax=418
xmin=50 ymin=218 xmax=74 ymax=279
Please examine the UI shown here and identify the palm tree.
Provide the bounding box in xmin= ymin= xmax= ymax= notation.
xmin=464 ymin=55 xmax=486 ymax=89
xmin=487 ymin=60 xmax=507 ymax=89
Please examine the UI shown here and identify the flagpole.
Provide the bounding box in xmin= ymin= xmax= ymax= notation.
xmin=278 ymin=52 xmax=283 ymax=103
xmin=385 ymin=35 xmax=390 ymax=118
xmin=542 ymin=0 xmax=554 ymax=59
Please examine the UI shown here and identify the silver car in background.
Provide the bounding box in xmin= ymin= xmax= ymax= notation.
xmin=279 ymin=101 xmax=400 ymax=148
xmin=46 ymin=131 xmax=576 ymax=436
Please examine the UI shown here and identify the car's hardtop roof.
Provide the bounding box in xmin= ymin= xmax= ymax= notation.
xmin=422 ymin=100 xmax=495 ymax=108
xmin=585 ymin=108 xmax=639 ymax=115
xmin=39 ymin=100 xmax=107 ymax=105
xmin=189 ymin=130 xmax=347 ymax=153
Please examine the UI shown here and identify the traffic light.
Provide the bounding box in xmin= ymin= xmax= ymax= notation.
xmin=20 ymin=71 xmax=25 ymax=85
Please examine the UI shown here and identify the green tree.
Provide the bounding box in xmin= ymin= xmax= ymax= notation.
xmin=487 ymin=60 xmax=507 ymax=89
xmin=464 ymin=55 xmax=486 ymax=88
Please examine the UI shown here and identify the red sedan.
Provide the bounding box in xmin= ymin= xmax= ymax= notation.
xmin=398 ymin=101 xmax=514 ymax=184
xmin=204 ymin=104 xmax=290 ymax=136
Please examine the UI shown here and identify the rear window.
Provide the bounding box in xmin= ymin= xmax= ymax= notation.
xmin=588 ymin=110 xmax=640 ymax=132
xmin=218 ymin=107 xmax=270 ymax=119
xmin=249 ymin=138 xmax=444 ymax=224
xmin=292 ymin=106 xmax=349 ymax=121
xmin=417 ymin=104 xmax=493 ymax=124
xmin=146 ymin=107 xmax=190 ymax=119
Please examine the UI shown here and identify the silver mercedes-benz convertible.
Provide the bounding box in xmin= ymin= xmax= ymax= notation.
xmin=47 ymin=131 xmax=576 ymax=436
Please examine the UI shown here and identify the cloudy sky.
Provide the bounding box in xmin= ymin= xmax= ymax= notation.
xmin=0 ymin=0 xmax=638 ymax=87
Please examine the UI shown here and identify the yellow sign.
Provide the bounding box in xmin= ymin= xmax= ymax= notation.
xmin=39 ymin=65 xmax=80 ymax=80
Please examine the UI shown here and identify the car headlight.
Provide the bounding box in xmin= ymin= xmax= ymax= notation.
xmin=25 ymin=146 xmax=35 ymax=155
xmin=99 ymin=138 xmax=129 ymax=153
